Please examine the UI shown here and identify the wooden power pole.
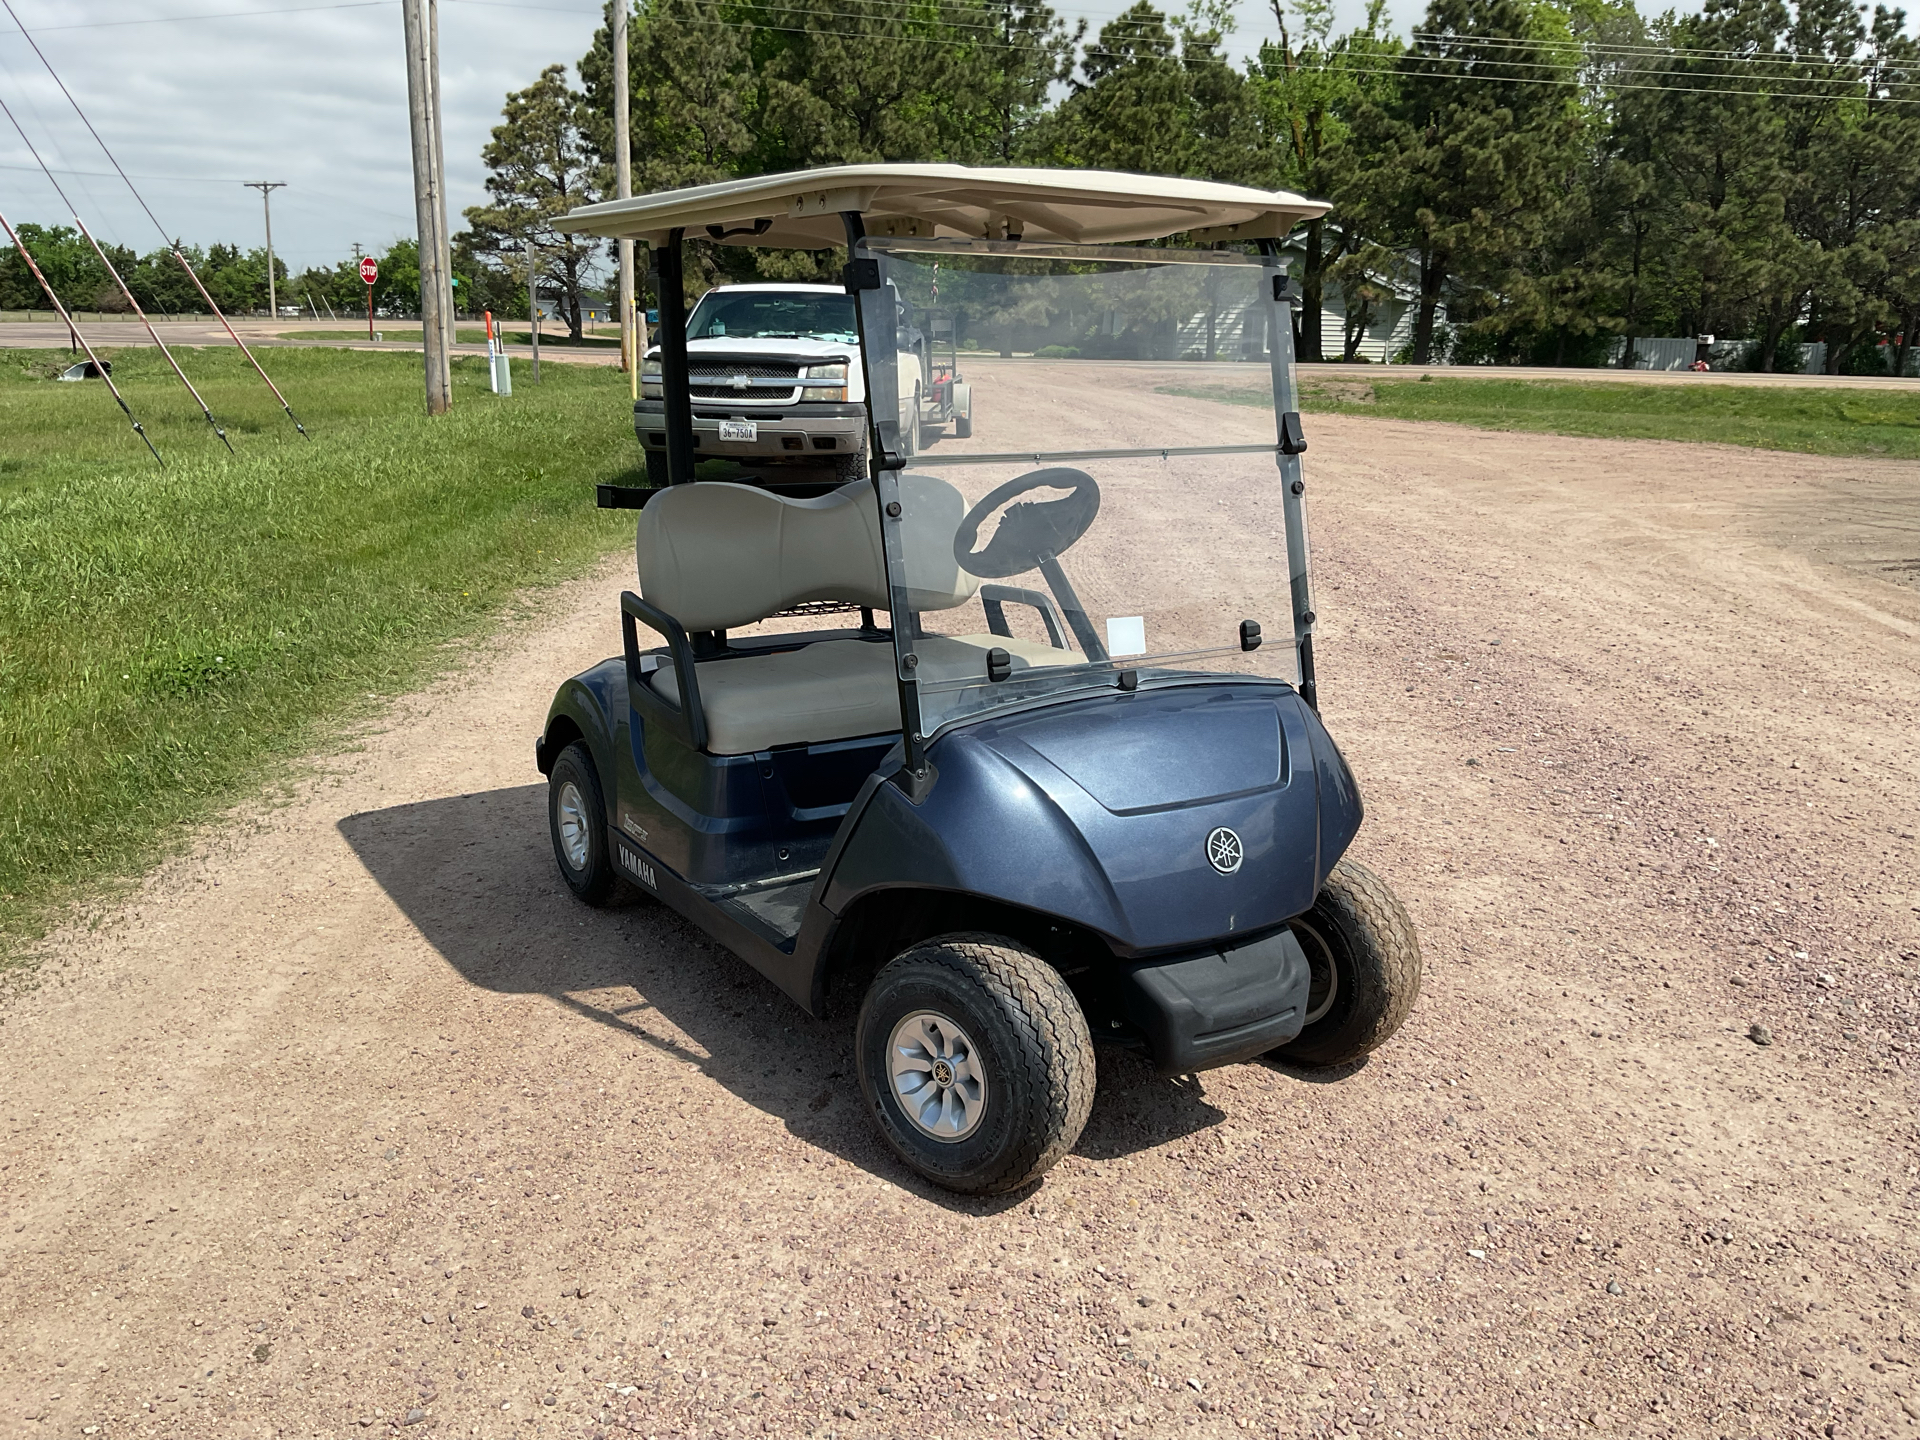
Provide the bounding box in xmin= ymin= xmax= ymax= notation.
xmin=427 ymin=0 xmax=455 ymax=364
xmin=401 ymin=0 xmax=451 ymax=414
xmin=244 ymin=181 xmax=286 ymax=318
xmin=613 ymin=0 xmax=634 ymax=373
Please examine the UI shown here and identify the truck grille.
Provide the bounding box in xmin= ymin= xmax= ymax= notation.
xmin=689 ymin=360 xmax=802 ymax=402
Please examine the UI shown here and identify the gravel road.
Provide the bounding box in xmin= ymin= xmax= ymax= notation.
xmin=2 ymin=368 xmax=1916 ymax=1440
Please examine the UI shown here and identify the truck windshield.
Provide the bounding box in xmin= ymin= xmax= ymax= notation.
xmin=687 ymin=292 xmax=859 ymax=343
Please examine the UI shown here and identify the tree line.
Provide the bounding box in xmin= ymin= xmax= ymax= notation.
xmin=0 ymin=228 xmax=479 ymax=327
xmin=462 ymin=0 xmax=1919 ymax=373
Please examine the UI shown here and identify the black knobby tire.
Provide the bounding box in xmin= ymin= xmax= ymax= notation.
xmin=1268 ymin=857 xmax=1421 ymax=1068
xmin=548 ymin=741 xmax=628 ymax=907
xmin=643 ymin=448 xmax=669 ymax=487
xmin=856 ymin=934 xmax=1095 ymax=1195
xmin=834 ymin=442 xmax=870 ymax=485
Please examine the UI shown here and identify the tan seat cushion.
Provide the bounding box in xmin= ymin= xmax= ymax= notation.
xmin=635 ymin=476 xmax=979 ymax=633
xmin=650 ymin=634 xmax=1078 ymax=755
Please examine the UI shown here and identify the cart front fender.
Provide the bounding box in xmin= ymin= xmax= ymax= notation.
xmin=538 ymin=659 xmax=624 ymax=798
xmin=823 ymin=684 xmax=1346 ymax=954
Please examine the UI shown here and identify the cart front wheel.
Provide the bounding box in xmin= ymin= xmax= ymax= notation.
xmin=1267 ymin=858 xmax=1420 ymax=1068
xmin=856 ymin=934 xmax=1094 ymax=1195
xmin=548 ymin=741 xmax=627 ymax=907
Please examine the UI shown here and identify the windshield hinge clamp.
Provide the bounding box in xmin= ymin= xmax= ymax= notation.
xmin=843 ymin=258 xmax=881 ymax=291
xmin=1279 ymin=412 xmax=1307 ymax=455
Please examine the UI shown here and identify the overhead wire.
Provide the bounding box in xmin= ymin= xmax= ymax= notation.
xmin=1396 ymin=31 xmax=1920 ymax=97
xmin=2 ymin=0 xmax=309 ymax=435
xmin=436 ymin=0 xmax=1920 ymax=96
xmin=22 ymin=0 xmax=388 ymax=31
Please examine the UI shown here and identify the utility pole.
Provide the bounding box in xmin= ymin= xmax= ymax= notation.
xmin=400 ymin=0 xmax=450 ymax=414
xmin=427 ymin=0 xmax=454 ymax=361
xmin=612 ymin=0 xmax=633 ymax=373
xmin=244 ymin=181 xmax=286 ymax=318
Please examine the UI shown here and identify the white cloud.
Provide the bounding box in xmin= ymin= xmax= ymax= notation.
xmin=0 ymin=0 xmax=606 ymax=269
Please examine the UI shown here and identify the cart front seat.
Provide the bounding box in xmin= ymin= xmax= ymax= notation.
xmin=636 ymin=478 xmax=1063 ymax=755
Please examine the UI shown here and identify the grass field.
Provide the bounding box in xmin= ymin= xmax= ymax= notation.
xmin=1161 ymin=376 xmax=1920 ymax=460
xmin=282 ymin=328 xmax=622 ymax=348
xmin=0 ymin=344 xmax=639 ymax=963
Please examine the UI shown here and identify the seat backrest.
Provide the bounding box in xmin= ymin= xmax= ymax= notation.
xmin=636 ymin=477 xmax=977 ymax=632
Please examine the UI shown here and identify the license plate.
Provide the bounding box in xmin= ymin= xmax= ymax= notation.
xmin=718 ymin=420 xmax=757 ymax=442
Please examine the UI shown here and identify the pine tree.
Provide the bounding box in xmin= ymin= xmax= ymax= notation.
xmin=463 ymin=64 xmax=605 ymax=340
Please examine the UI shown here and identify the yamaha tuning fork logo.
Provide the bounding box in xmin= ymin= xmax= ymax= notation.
xmin=1205 ymin=827 xmax=1244 ymax=875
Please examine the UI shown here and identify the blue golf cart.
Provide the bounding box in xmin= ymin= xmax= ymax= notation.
xmin=535 ymin=166 xmax=1420 ymax=1194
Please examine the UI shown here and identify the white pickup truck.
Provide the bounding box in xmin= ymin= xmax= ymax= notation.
xmin=636 ymin=282 xmax=972 ymax=486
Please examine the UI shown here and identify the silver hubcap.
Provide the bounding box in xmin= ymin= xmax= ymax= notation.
xmin=1293 ymin=918 xmax=1340 ymax=1025
xmin=556 ymin=780 xmax=591 ymax=871
xmin=887 ymin=1010 xmax=988 ymax=1142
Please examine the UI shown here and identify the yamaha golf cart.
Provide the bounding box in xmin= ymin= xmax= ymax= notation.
xmin=538 ymin=166 xmax=1420 ymax=1195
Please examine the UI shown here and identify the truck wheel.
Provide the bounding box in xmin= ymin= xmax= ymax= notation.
xmin=548 ymin=741 xmax=628 ymax=907
xmin=1268 ymin=858 xmax=1420 ymax=1068
xmin=834 ymin=441 xmax=869 ymax=485
xmin=856 ymin=934 xmax=1094 ymax=1195
xmin=952 ymin=382 xmax=973 ymax=439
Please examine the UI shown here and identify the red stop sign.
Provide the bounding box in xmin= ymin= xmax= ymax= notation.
xmin=359 ymin=257 xmax=379 ymax=285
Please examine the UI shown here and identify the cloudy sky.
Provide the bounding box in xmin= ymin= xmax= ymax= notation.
xmin=1 ymin=0 xmax=1698 ymax=272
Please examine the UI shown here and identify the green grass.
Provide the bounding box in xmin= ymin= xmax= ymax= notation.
xmin=1158 ymin=376 xmax=1920 ymax=460
xmin=0 ymin=344 xmax=641 ymax=965
xmin=282 ymin=328 xmax=622 ymax=348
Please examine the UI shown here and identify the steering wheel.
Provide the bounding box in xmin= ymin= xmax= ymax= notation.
xmin=952 ymin=467 xmax=1101 ymax=579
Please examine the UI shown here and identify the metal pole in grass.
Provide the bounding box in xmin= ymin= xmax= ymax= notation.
xmin=612 ymin=0 xmax=633 ymax=376
xmin=526 ymin=244 xmax=540 ymax=383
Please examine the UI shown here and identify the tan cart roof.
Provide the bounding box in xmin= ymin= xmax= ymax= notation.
xmin=558 ymin=164 xmax=1329 ymax=249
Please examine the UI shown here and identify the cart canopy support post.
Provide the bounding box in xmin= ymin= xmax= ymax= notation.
xmin=841 ymin=209 xmax=930 ymax=789
xmin=1260 ymin=239 xmax=1319 ymax=711
xmin=651 ymin=229 xmax=696 ymax=484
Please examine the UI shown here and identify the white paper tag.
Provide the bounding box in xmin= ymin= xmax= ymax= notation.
xmin=717 ymin=420 xmax=758 ymax=442
xmin=1105 ymin=616 xmax=1146 ymax=657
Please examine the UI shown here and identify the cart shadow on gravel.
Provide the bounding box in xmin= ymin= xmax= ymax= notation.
xmin=337 ymin=783 xmax=1227 ymax=1211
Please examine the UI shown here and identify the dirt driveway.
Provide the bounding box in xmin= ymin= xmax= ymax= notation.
xmin=2 ymin=370 xmax=1917 ymax=1440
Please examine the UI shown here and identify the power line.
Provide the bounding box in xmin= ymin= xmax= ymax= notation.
xmin=1287 ymin=49 xmax=1920 ymax=105
xmin=15 ymin=0 xmax=386 ymax=32
xmin=1413 ymin=29 xmax=1918 ymax=70
xmin=1395 ymin=32 xmax=1920 ymax=96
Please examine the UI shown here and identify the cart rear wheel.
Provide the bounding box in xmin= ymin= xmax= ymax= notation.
xmin=856 ymin=934 xmax=1094 ymax=1194
xmin=1267 ymin=858 xmax=1420 ymax=1068
xmin=548 ymin=741 xmax=628 ymax=908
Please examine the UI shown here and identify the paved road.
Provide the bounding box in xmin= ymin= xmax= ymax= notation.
xmin=1 ymin=371 xmax=1917 ymax=1440
xmin=4 ymin=316 xmax=1917 ymax=388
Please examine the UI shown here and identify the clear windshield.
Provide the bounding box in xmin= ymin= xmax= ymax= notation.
xmin=853 ymin=242 xmax=1305 ymax=740
xmin=687 ymin=289 xmax=860 ymax=343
